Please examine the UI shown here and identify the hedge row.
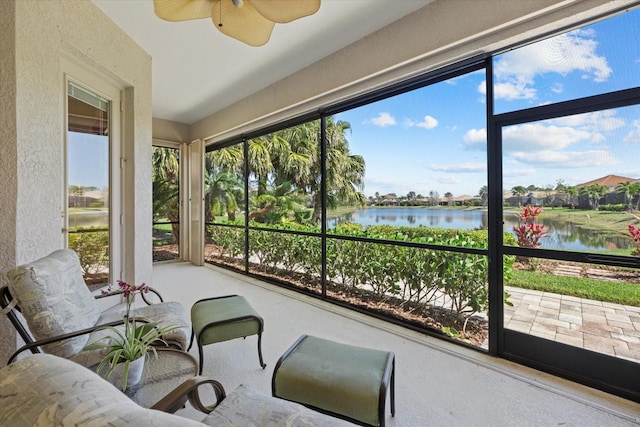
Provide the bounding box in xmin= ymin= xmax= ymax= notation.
xmin=208 ymin=222 xmax=516 ymax=321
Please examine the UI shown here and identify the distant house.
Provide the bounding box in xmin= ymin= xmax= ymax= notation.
xmin=380 ymin=193 xmax=398 ymax=205
xmin=439 ymin=195 xmax=480 ymax=206
xmin=576 ymin=174 xmax=636 ymax=189
xmin=575 ymin=174 xmax=636 ymax=209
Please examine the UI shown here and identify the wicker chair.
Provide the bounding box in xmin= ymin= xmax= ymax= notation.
xmin=0 ymin=249 xmax=190 ymax=366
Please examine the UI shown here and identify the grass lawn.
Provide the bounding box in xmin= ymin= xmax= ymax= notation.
xmin=505 ymin=207 xmax=638 ymax=234
xmin=508 ymin=269 xmax=640 ymax=306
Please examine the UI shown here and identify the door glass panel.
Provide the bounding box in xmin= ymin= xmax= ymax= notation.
xmin=67 ymin=82 xmax=110 ymax=287
xmin=502 ymin=104 xmax=640 ymax=254
xmin=152 ymin=146 xmax=180 ymax=261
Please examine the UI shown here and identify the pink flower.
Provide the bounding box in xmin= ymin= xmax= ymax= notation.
xmin=100 ymin=281 xmax=150 ymax=318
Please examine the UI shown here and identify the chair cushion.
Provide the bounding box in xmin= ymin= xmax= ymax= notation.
xmin=72 ymin=301 xmax=191 ymax=368
xmin=0 ymin=354 xmax=204 ymax=426
xmin=6 ymin=249 xmax=101 ymax=358
xmin=102 ymin=301 xmax=191 ymax=348
xmin=202 ymin=384 xmax=356 ymax=426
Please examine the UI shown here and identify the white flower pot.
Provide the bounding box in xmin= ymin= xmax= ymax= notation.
xmin=109 ymin=355 xmax=145 ymax=391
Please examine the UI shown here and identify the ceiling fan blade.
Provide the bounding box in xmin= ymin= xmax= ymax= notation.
xmin=153 ymin=0 xmax=215 ymax=22
xmin=212 ymin=0 xmax=275 ymax=46
xmin=250 ymin=0 xmax=321 ymax=23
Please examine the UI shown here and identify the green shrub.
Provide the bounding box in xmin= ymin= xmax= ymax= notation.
xmin=68 ymin=228 xmax=109 ymax=275
xmin=599 ymin=204 xmax=627 ymax=212
xmin=207 ymin=221 xmax=515 ymax=322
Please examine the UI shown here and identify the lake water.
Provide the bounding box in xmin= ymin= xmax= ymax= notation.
xmin=327 ymin=207 xmax=629 ymax=252
xmin=68 ymin=211 xmax=108 ymax=228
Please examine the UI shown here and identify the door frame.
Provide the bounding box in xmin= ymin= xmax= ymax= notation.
xmin=63 ymin=58 xmax=123 ymax=284
xmin=492 ymin=87 xmax=640 ymax=402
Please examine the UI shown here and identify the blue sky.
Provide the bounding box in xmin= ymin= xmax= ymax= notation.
xmin=68 ymin=132 xmax=109 ymax=189
xmin=69 ymin=9 xmax=640 ymax=200
xmin=336 ymin=9 xmax=640 ymax=199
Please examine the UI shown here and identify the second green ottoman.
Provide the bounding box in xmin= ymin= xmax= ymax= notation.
xmin=272 ymin=335 xmax=395 ymax=427
xmin=189 ymin=295 xmax=265 ymax=375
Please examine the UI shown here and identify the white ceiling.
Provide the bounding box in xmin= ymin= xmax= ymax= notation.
xmin=92 ymin=0 xmax=432 ymax=125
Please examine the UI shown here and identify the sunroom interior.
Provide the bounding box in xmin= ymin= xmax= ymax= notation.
xmin=2 ymin=0 xmax=640 ymax=424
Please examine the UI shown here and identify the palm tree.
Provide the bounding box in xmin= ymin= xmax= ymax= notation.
xmin=511 ymin=186 xmax=527 ymax=207
xmin=305 ymin=118 xmax=366 ymax=222
xmin=616 ymin=181 xmax=634 ymax=210
xmin=248 ymin=134 xmax=280 ymax=196
xmin=444 ymin=192 xmax=453 ymax=205
xmin=208 ymin=144 xmax=243 ymax=173
xmin=212 ymin=118 xmax=365 ymax=225
xmin=428 ymin=190 xmax=439 ymax=206
xmin=478 ymin=185 xmax=488 ymax=207
xmin=565 ymin=186 xmax=578 ymax=207
xmin=248 ymin=181 xmax=309 ymax=224
xmin=580 ymin=184 xmax=608 ymax=210
xmin=205 ymin=168 xmax=242 ymax=221
xmin=152 ymin=146 xmax=180 ymax=243
xmin=632 ymin=182 xmax=640 ymax=210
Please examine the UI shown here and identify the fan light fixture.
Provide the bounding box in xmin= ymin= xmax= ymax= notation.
xmin=153 ymin=0 xmax=321 ymax=47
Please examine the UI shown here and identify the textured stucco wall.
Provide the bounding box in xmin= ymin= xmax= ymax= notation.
xmin=0 ymin=0 xmax=19 ymax=363
xmin=191 ymin=0 xmax=632 ymax=142
xmin=0 ymin=0 xmax=152 ymax=363
xmin=153 ymin=117 xmax=191 ymax=143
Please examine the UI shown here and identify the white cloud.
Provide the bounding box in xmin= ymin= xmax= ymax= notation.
xmin=503 ymin=123 xmax=590 ymax=152
xmin=369 ymin=112 xmax=396 ymax=127
xmin=491 ymin=29 xmax=611 ymax=101
xmin=492 ymin=82 xmax=537 ymax=101
xmin=624 ymin=120 xmax=640 ymax=144
xmin=435 ymin=176 xmax=462 ymax=185
xmin=405 ymin=115 xmax=438 ymax=129
xmin=417 ymin=115 xmax=438 ymax=129
xmin=503 ymin=168 xmax=536 ymax=177
xmin=428 ymin=162 xmax=486 ymax=173
xmin=464 ymin=128 xmax=486 ymax=145
xmin=509 ymin=149 xmax=617 ymax=167
xmin=550 ymin=110 xmax=625 ymax=133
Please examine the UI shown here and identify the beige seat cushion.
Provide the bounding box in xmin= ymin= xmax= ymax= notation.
xmin=6 ymin=249 xmax=101 ymax=358
xmin=0 ymin=354 xmax=203 ymax=427
xmin=203 ymin=384 xmax=356 ymax=426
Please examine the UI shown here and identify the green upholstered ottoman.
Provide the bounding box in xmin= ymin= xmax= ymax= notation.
xmin=189 ymin=295 xmax=265 ymax=375
xmin=272 ymin=335 xmax=395 ymax=427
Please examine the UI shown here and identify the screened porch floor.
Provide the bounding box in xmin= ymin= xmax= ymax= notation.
xmin=152 ymin=262 xmax=640 ymax=426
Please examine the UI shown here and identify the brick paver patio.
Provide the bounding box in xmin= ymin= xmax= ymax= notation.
xmin=504 ymin=286 xmax=640 ymax=362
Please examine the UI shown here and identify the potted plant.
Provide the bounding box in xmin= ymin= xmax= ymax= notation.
xmin=85 ymin=280 xmax=178 ymax=391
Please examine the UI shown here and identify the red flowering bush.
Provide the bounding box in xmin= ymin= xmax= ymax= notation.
xmin=513 ymin=206 xmax=548 ymax=248
xmin=622 ymin=224 xmax=640 ymax=256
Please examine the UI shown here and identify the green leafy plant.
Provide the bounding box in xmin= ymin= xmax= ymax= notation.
xmin=68 ymin=228 xmax=109 ymax=275
xmin=84 ymin=280 xmax=177 ymax=390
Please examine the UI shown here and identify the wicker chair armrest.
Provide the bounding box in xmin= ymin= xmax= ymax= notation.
xmin=150 ymin=376 xmax=227 ymax=414
xmin=7 ymin=317 xmax=149 ymax=365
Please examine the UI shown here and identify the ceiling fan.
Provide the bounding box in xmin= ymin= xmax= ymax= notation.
xmin=153 ymin=0 xmax=321 ymax=47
